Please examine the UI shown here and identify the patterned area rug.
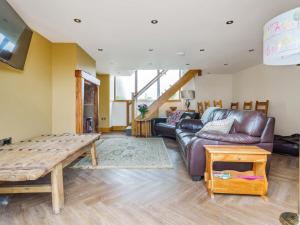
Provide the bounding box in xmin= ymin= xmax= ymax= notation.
xmin=72 ymin=136 xmax=173 ymax=169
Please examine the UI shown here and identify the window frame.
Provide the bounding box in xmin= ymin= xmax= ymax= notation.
xmin=113 ymin=70 xmax=182 ymax=102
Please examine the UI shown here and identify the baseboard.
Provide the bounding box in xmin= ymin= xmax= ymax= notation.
xmin=99 ymin=127 xmax=112 ymax=133
xmin=111 ymin=126 xmax=127 ymax=131
xmin=99 ymin=126 xmax=127 ymax=133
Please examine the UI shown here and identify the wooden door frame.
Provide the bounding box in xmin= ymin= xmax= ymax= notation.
xmin=75 ymin=70 xmax=100 ymax=134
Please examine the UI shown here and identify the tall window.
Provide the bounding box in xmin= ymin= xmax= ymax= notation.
xmin=160 ymin=70 xmax=180 ymax=100
xmin=114 ymin=73 xmax=135 ymax=100
xmin=137 ymin=70 xmax=157 ymax=101
xmin=114 ymin=70 xmax=182 ymax=101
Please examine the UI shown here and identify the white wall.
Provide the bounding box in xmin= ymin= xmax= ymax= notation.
xmin=194 ymin=74 xmax=233 ymax=109
xmin=111 ymin=102 xmax=127 ymax=126
xmin=158 ymin=74 xmax=233 ymax=116
xmin=232 ymin=64 xmax=300 ymax=135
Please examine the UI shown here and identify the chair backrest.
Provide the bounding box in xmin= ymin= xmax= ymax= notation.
xmin=213 ymin=100 xmax=222 ymax=108
xmin=243 ymin=101 xmax=253 ymax=110
xmin=197 ymin=102 xmax=204 ymax=115
xmin=204 ymin=101 xmax=210 ymax=110
xmin=231 ymin=102 xmax=239 ymax=110
xmin=255 ymin=100 xmax=269 ymax=116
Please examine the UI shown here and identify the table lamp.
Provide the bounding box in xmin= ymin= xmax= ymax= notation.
xmin=181 ymin=90 xmax=195 ymax=111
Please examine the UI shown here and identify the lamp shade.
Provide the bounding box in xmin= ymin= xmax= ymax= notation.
xmin=263 ymin=7 xmax=300 ymax=65
xmin=181 ymin=90 xmax=195 ymax=100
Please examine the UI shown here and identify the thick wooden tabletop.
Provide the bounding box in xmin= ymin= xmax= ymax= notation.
xmin=204 ymin=145 xmax=271 ymax=155
xmin=0 ymin=133 xmax=100 ymax=182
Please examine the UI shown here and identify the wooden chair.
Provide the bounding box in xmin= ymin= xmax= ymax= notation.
xmin=231 ymin=102 xmax=239 ymax=110
xmin=213 ymin=100 xmax=222 ymax=108
xmin=243 ymin=101 xmax=253 ymax=110
xmin=204 ymin=101 xmax=211 ymax=110
xmin=197 ymin=102 xmax=204 ymax=115
xmin=255 ymin=100 xmax=269 ymax=116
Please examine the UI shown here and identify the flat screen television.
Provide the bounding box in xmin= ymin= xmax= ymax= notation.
xmin=0 ymin=0 xmax=33 ymax=70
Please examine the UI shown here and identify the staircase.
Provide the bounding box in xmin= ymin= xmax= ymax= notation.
xmin=129 ymin=69 xmax=201 ymax=136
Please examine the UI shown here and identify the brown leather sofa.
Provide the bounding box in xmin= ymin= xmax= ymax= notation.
xmin=152 ymin=112 xmax=199 ymax=139
xmin=176 ymin=108 xmax=275 ymax=181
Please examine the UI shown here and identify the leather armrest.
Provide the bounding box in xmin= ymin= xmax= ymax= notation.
xmin=178 ymin=119 xmax=203 ymax=132
xmin=152 ymin=118 xmax=167 ymax=126
xmin=196 ymin=131 xmax=261 ymax=144
xmin=261 ymin=117 xmax=275 ymax=143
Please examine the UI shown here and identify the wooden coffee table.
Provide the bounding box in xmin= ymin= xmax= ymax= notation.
xmin=204 ymin=145 xmax=271 ymax=199
xmin=0 ymin=133 xmax=100 ymax=214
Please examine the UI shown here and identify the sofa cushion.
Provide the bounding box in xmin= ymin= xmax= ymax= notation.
xmin=166 ymin=110 xmax=184 ymax=125
xmin=196 ymin=131 xmax=261 ymax=144
xmin=201 ymin=107 xmax=220 ymax=124
xmin=226 ymin=110 xmax=267 ymax=137
xmin=176 ymin=133 xmax=196 ymax=157
xmin=200 ymin=118 xmax=234 ymax=134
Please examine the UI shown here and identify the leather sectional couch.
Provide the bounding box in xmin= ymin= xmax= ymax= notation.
xmin=152 ymin=108 xmax=275 ymax=181
xmin=152 ymin=112 xmax=199 ymax=139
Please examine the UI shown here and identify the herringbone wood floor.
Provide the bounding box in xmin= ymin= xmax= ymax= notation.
xmin=0 ymin=135 xmax=298 ymax=225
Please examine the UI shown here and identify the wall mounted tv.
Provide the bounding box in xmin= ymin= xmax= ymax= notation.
xmin=0 ymin=0 xmax=33 ymax=70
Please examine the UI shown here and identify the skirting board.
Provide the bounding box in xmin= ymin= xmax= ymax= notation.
xmin=99 ymin=126 xmax=127 ymax=133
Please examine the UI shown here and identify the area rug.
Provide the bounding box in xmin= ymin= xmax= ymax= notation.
xmin=72 ymin=136 xmax=173 ymax=169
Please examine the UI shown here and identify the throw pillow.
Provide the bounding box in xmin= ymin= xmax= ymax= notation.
xmin=199 ymin=118 xmax=235 ymax=135
xmin=201 ymin=107 xmax=220 ymax=124
xmin=166 ymin=110 xmax=184 ymax=125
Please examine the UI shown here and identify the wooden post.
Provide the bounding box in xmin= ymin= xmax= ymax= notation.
xmin=51 ymin=163 xmax=64 ymax=214
xmin=131 ymin=93 xmax=136 ymax=136
xmin=90 ymin=143 xmax=97 ymax=166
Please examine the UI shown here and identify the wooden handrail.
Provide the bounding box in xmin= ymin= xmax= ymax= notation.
xmin=140 ymin=69 xmax=201 ymax=119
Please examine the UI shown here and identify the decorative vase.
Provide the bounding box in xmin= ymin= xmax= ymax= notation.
xmin=141 ymin=112 xmax=145 ymax=119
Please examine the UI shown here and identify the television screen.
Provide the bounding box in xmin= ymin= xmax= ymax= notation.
xmin=0 ymin=0 xmax=33 ymax=70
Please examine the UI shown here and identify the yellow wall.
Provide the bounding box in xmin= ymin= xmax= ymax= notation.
xmin=51 ymin=44 xmax=96 ymax=133
xmin=98 ymin=74 xmax=110 ymax=129
xmin=51 ymin=43 xmax=77 ymax=133
xmin=0 ymin=32 xmax=97 ymax=141
xmin=76 ymin=46 xmax=96 ymax=76
xmin=0 ymin=32 xmax=52 ymax=141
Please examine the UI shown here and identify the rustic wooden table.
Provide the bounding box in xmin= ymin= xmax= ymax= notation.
xmin=135 ymin=119 xmax=152 ymax=137
xmin=204 ymin=145 xmax=271 ymax=199
xmin=0 ymin=133 xmax=100 ymax=214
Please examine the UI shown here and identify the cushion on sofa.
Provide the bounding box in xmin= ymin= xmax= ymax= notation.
xmin=199 ymin=118 xmax=234 ymax=135
xmin=196 ymin=131 xmax=261 ymax=144
xmin=166 ymin=110 xmax=184 ymax=125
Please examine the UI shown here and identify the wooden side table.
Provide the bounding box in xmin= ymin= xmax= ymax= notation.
xmin=135 ymin=119 xmax=152 ymax=137
xmin=204 ymin=145 xmax=271 ymax=199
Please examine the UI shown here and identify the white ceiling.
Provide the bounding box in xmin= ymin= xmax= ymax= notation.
xmin=7 ymin=0 xmax=300 ymax=75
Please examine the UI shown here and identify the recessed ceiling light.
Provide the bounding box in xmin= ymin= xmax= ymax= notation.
xmin=151 ymin=20 xmax=158 ymax=24
xmin=148 ymin=48 xmax=154 ymax=52
xmin=226 ymin=20 xmax=234 ymax=25
xmin=176 ymin=52 xmax=185 ymax=56
xmin=200 ymin=49 xmax=205 ymax=52
xmin=74 ymin=18 xmax=82 ymax=23
xmin=224 ymin=63 xmax=229 ymax=66
xmin=248 ymin=49 xmax=255 ymax=52
xmin=98 ymin=48 xmax=103 ymax=52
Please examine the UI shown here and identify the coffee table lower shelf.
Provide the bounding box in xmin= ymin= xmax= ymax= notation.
xmin=205 ymin=170 xmax=267 ymax=197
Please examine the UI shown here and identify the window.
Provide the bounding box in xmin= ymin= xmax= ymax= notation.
xmin=160 ymin=70 xmax=180 ymax=100
xmin=114 ymin=70 xmax=182 ymax=101
xmin=137 ymin=70 xmax=157 ymax=101
xmin=114 ymin=73 xmax=135 ymax=100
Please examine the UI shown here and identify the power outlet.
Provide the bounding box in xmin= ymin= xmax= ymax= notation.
xmin=0 ymin=137 xmax=12 ymax=146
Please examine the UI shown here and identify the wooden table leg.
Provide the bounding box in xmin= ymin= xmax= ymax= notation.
xmin=90 ymin=143 xmax=98 ymax=166
xmin=51 ymin=163 xmax=64 ymax=214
